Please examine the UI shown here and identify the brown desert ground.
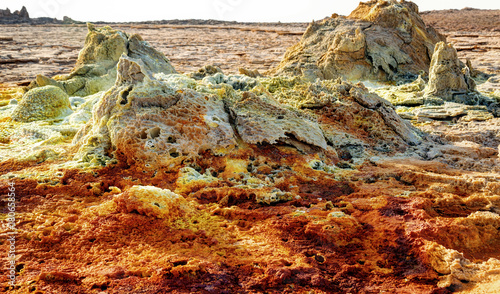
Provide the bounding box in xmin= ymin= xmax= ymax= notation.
xmin=0 ymin=9 xmax=499 ymax=85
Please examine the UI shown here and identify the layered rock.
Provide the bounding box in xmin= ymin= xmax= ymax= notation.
xmin=269 ymin=0 xmax=445 ymax=82
xmin=11 ymin=86 xmax=72 ymax=122
xmin=425 ymin=42 xmax=477 ymax=101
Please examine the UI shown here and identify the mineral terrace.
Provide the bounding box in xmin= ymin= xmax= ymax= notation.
xmin=1 ymin=1 xmax=500 ymax=293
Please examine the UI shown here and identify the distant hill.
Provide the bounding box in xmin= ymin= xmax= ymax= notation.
xmin=0 ymin=6 xmax=82 ymax=25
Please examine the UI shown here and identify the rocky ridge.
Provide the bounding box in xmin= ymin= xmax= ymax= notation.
xmin=0 ymin=7 xmax=29 ymax=24
xmin=0 ymin=6 xmax=81 ymax=25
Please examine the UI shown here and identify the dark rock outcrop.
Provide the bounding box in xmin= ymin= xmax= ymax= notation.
xmin=0 ymin=6 xmax=30 ymax=24
xmin=0 ymin=6 xmax=75 ymax=24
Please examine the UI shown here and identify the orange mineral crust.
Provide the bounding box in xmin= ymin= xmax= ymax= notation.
xmin=1 ymin=144 xmax=500 ymax=293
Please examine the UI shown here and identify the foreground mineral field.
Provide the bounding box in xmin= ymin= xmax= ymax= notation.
xmin=1 ymin=1 xmax=500 ymax=293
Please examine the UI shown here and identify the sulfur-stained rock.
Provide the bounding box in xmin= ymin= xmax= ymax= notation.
xmin=77 ymin=23 xmax=128 ymax=67
xmin=30 ymin=23 xmax=176 ymax=97
xmin=11 ymin=85 xmax=72 ymax=122
xmin=424 ymin=241 xmax=500 ymax=289
xmin=63 ymin=91 xmax=105 ymax=125
xmin=73 ymin=55 xmax=236 ymax=166
xmin=226 ymin=91 xmax=328 ymax=149
xmin=258 ymin=76 xmax=422 ymax=151
xmin=114 ymin=185 xmax=192 ymax=221
xmin=424 ymin=42 xmax=477 ymax=101
xmin=203 ymin=73 xmax=259 ymax=91
xmin=188 ymin=65 xmax=223 ymax=80
xmin=374 ymin=75 xmax=427 ymax=106
xmin=269 ymin=0 xmax=445 ymax=82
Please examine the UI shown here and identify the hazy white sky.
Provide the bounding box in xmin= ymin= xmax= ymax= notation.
xmin=3 ymin=0 xmax=499 ymax=22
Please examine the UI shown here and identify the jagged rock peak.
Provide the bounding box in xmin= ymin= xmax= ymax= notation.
xmin=0 ymin=6 xmax=29 ymax=20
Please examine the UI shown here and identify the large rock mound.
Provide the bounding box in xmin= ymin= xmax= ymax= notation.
xmin=269 ymin=0 xmax=445 ymax=82
xmin=72 ymin=43 xmax=422 ymax=167
xmin=29 ymin=23 xmax=176 ymax=97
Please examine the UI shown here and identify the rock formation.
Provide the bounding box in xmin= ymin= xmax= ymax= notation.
xmin=0 ymin=6 xmax=78 ymax=24
xmin=73 ymin=45 xmax=421 ymax=168
xmin=29 ymin=23 xmax=176 ymax=97
xmin=425 ymin=42 xmax=477 ymax=102
xmin=269 ymin=0 xmax=445 ymax=82
xmin=73 ymin=55 xmax=236 ymax=166
xmin=0 ymin=6 xmax=29 ymax=23
xmin=375 ymin=41 xmax=499 ymax=121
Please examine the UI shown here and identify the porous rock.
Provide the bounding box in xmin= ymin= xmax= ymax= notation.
xmin=269 ymin=0 xmax=445 ymax=82
xmin=73 ymin=55 xmax=236 ymax=165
